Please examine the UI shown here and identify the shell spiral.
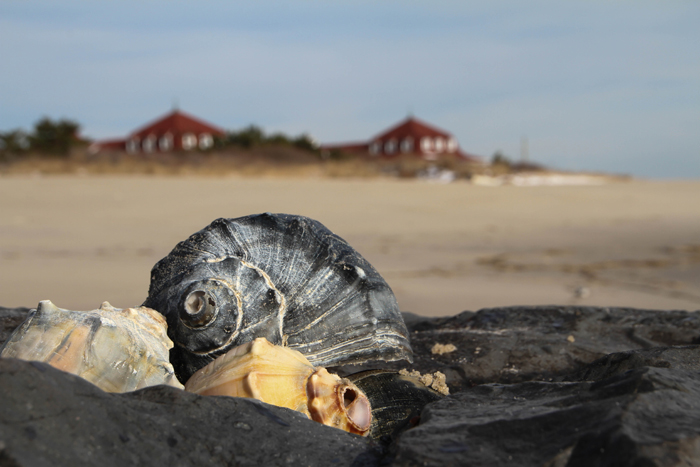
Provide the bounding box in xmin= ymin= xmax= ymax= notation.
xmin=144 ymin=213 xmax=412 ymax=382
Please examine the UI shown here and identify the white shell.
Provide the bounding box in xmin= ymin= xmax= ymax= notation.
xmin=0 ymin=300 xmax=183 ymax=393
xmin=185 ymin=337 xmax=372 ymax=436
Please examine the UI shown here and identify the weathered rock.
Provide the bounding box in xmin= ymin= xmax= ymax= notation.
xmin=3 ymin=304 xmax=700 ymax=466
xmin=568 ymin=344 xmax=700 ymax=382
xmin=392 ymin=348 xmax=700 ymax=466
xmin=0 ymin=358 xmax=382 ymax=467
xmin=335 ymin=306 xmax=700 ymax=392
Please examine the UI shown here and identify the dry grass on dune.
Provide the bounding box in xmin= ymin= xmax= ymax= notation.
xmin=0 ymin=147 xmax=490 ymax=179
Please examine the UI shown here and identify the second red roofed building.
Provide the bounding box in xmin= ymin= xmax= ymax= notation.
xmin=321 ymin=116 xmax=480 ymax=161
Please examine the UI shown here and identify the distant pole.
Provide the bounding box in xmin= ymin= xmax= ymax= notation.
xmin=173 ymin=98 xmax=179 ymax=111
xmin=520 ymin=136 xmax=529 ymax=162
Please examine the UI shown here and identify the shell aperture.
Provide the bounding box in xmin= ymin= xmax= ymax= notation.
xmin=184 ymin=337 xmax=372 ymax=436
xmin=0 ymin=300 xmax=183 ymax=393
xmin=144 ymin=213 xmax=413 ymax=383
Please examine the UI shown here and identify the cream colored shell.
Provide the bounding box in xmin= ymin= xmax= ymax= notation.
xmin=185 ymin=337 xmax=371 ymax=436
xmin=0 ymin=300 xmax=183 ymax=392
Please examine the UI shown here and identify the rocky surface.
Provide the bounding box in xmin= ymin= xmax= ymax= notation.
xmin=336 ymin=306 xmax=700 ymax=392
xmin=393 ymin=346 xmax=700 ymax=466
xmin=2 ymin=305 xmax=700 ymax=466
xmin=0 ymin=358 xmax=382 ymax=467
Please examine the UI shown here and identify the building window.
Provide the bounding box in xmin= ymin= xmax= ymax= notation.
xmin=142 ymin=134 xmax=157 ymax=153
xmin=447 ymin=138 xmax=458 ymax=152
xmin=369 ymin=141 xmax=381 ymax=156
xmin=384 ymin=139 xmax=397 ymax=154
xmin=159 ymin=133 xmax=173 ymax=152
xmin=182 ymin=133 xmax=197 ymax=150
xmin=126 ymin=138 xmax=140 ymax=153
xmin=435 ymin=137 xmax=445 ymax=153
xmin=420 ymin=137 xmax=433 ymax=152
xmin=400 ymin=137 xmax=413 ymax=153
xmin=199 ymin=133 xmax=213 ymax=150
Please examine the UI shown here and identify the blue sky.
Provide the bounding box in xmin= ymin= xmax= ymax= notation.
xmin=1 ymin=1 xmax=698 ymax=178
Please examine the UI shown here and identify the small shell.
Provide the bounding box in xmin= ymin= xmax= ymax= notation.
xmin=185 ymin=337 xmax=372 ymax=436
xmin=0 ymin=300 xmax=183 ymax=393
xmin=144 ymin=213 xmax=413 ymax=383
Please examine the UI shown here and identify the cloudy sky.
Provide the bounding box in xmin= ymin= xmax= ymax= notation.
xmin=1 ymin=1 xmax=698 ymax=178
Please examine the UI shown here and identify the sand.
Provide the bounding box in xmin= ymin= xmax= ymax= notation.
xmin=1 ymin=175 xmax=699 ymax=316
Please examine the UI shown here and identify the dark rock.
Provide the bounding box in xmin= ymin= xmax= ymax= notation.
xmin=567 ymin=345 xmax=700 ymax=382
xmin=3 ymin=304 xmax=700 ymax=466
xmin=392 ymin=362 xmax=700 ymax=466
xmin=0 ymin=358 xmax=382 ymax=467
xmin=336 ymin=306 xmax=700 ymax=393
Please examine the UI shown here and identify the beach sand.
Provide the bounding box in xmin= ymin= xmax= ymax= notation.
xmin=1 ymin=175 xmax=699 ymax=316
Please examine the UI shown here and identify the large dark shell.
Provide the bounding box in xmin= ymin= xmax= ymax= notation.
xmin=144 ymin=213 xmax=412 ymax=382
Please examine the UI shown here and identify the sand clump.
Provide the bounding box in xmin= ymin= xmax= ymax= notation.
xmin=431 ymin=343 xmax=457 ymax=355
xmin=400 ymin=369 xmax=449 ymax=395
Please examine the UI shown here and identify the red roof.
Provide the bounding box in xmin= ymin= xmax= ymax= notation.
xmin=130 ymin=109 xmax=225 ymax=139
xmin=321 ymin=116 xmax=481 ymax=161
xmin=371 ymin=116 xmax=451 ymax=142
xmin=91 ymin=109 xmax=226 ymax=153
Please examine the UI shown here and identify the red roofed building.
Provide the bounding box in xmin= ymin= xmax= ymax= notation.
xmin=321 ymin=116 xmax=480 ymax=161
xmin=91 ymin=109 xmax=225 ymax=153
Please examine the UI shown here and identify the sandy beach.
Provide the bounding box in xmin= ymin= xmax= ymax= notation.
xmin=1 ymin=175 xmax=699 ymax=316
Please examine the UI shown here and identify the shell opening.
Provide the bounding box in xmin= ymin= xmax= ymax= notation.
xmin=343 ymin=388 xmax=357 ymax=407
xmin=340 ymin=385 xmax=371 ymax=432
xmin=180 ymin=289 xmax=218 ymax=328
xmin=185 ymin=291 xmax=205 ymax=315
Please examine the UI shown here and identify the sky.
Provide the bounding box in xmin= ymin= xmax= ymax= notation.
xmin=1 ymin=1 xmax=698 ymax=178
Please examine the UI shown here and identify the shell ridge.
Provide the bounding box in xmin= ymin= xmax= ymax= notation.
xmin=290 ymin=286 xmax=363 ymax=337
xmin=303 ymin=330 xmax=413 ymax=366
xmin=272 ymin=237 xmax=329 ymax=318
xmin=239 ymin=258 xmax=287 ymax=343
xmin=220 ymin=220 xmax=251 ymax=262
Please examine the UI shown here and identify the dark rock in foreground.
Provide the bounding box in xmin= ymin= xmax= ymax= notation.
xmin=394 ymin=346 xmax=700 ymax=466
xmin=0 ymin=358 xmax=381 ymax=467
xmin=2 ymin=305 xmax=700 ymax=466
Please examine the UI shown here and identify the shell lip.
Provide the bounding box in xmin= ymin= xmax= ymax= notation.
xmin=337 ymin=383 xmax=372 ymax=432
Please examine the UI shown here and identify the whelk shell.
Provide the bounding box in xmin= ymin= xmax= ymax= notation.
xmin=0 ymin=300 xmax=183 ymax=392
xmin=144 ymin=213 xmax=413 ymax=383
xmin=185 ymin=337 xmax=372 ymax=436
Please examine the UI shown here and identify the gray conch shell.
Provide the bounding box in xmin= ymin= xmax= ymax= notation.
xmin=0 ymin=300 xmax=183 ymax=392
xmin=185 ymin=337 xmax=372 ymax=436
xmin=144 ymin=213 xmax=412 ymax=383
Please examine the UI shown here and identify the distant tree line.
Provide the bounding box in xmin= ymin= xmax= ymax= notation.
xmin=1 ymin=118 xmax=318 ymax=161
xmin=219 ymin=125 xmax=317 ymax=152
xmin=0 ymin=117 xmax=85 ymax=160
